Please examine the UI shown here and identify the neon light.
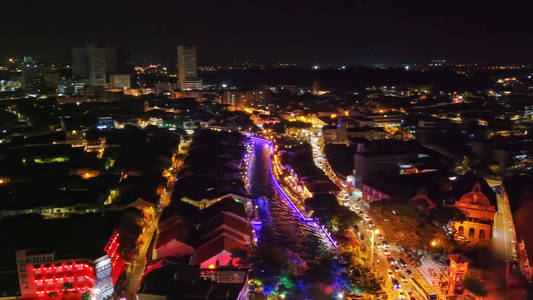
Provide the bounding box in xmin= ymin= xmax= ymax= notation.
xmin=249 ymin=136 xmax=338 ymax=249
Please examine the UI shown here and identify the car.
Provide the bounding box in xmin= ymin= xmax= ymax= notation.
xmin=407 ymin=253 xmax=415 ymax=261
xmin=382 ymin=241 xmax=390 ymax=249
xmin=399 ymin=274 xmax=408 ymax=283
xmin=397 ymin=258 xmax=407 ymax=268
xmin=393 ymin=265 xmax=401 ymax=273
xmin=368 ymin=221 xmax=375 ymax=228
xmin=391 ymin=278 xmax=401 ymax=290
xmin=405 ymin=269 xmax=413 ymax=277
xmin=387 ymin=256 xmax=396 ymax=265
xmin=383 ymin=249 xmax=390 ymax=256
xmin=387 ymin=269 xmax=394 ymax=278
xmin=493 ymin=185 xmax=502 ymax=194
xmin=397 ymin=290 xmax=406 ymax=300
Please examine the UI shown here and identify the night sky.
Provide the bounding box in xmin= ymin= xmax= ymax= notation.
xmin=1 ymin=0 xmax=532 ymax=65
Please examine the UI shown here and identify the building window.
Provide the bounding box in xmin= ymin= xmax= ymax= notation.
xmin=479 ymin=229 xmax=486 ymax=240
xmin=458 ymin=226 xmax=464 ymax=236
xmin=468 ymin=228 xmax=475 ymax=238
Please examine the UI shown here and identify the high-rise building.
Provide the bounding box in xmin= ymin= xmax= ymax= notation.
xmin=109 ymin=74 xmax=131 ymax=89
xmin=177 ymin=45 xmax=202 ymax=91
xmin=312 ymin=80 xmax=320 ymax=95
xmin=15 ymin=249 xmax=115 ymax=300
xmin=220 ymin=90 xmax=264 ymax=111
xmin=21 ymin=65 xmax=44 ymax=93
xmin=72 ymin=44 xmax=117 ymax=86
xmin=524 ymin=105 xmax=533 ymax=120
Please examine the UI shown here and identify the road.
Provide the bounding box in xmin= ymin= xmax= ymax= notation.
xmin=354 ymin=202 xmax=435 ymax=300
xmin=121 ymin=161 xmax=176 ymax=299
xmin=486 ymin=178 xmax=517 ymax=262
xmin=123 ymin=190 xmax=172 ymax=299
xmin=304 ymin=129 xmax=441 ymax=299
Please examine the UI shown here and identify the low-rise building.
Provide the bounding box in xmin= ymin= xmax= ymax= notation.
xmin=452 ymin=182 xmax=496 ymax=243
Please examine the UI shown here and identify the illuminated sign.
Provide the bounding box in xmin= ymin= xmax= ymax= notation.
xmin=94 ymin=255 xmax=114 ymax=300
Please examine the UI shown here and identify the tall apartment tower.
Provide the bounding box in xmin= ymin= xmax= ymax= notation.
xmin=177 ymin=45 xmax=202 ymax=91
xmin=72 ymin=44 xmax=117 ymax=86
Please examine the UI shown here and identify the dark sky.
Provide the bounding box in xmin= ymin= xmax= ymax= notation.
xmin=1 ymin=0 xmax=532 ymax=65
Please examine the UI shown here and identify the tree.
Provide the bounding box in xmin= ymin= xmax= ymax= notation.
xmin=462 ymin=276 xmax=487 ymax=297
xmin=429 ymin=206 xmax=465 ymax=226
xmin=367 ymin=199 xmax=445 ymax=250
xmin=339 ymin=245 xmax=384 ymax=295
xmin=305 ymin=194 xmax=360 ymax=232
xmin=235 ymin=247 xmax=300 ymax=296
xmin=455 ymin=156 xmax=473 ymax=175
xmin=333 ymin=206 xmax=361 ymax=232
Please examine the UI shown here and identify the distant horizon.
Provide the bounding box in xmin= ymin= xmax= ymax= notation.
xmin=2 ymin=54 xmax=532 ymax=69
xmin=2 ymin=0 xmax=532 ymax=66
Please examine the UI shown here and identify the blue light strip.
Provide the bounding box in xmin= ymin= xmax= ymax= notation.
xmin=249 ymin=136 xmax=338 ymax=249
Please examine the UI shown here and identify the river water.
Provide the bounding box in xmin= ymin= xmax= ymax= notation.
xmin=248 ymin=140 xmax=331 ymax=259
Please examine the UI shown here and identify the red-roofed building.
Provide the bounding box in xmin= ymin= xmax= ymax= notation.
xmin=453 ymin=183 xmax=496 ymax=243
xmin=194 ymin=234 xmax=249 ymax=269
xmin=199 ymin=212 xmax=250 ymax=245
xmin=156 ymin=223 xmax=195 ymax=260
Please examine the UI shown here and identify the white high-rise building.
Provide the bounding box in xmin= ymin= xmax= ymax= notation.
xmin=177 ymin=45 xmax=202 ymax=91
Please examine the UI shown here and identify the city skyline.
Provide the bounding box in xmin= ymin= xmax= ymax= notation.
xmin=2 ymin=1 xmax=533 ymax=299
xmin=1 ymin=0 xmax=533 ymax=65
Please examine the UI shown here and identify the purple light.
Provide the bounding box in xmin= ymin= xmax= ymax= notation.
xmin=249 ymin=136 xmax=338 ymax=249
xmin=251 ymin=220 xmax=262 ymax=244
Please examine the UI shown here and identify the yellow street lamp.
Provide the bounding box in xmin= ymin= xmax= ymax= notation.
xmin=370 ymin=229 xmax=380 ymax=268
xmin=431 ymin=240 xmax=437 ymax=247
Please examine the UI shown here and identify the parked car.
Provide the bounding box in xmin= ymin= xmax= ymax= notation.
xmin=397 ymin=258 xmax=407 ymax=268
xmin=405 ymin=269 xmax=413 ymax=278
xmin=391 ymin=278 xmax=401 ymax=290
xmin=393 ymin=265 xmax=401 ymax=273
xmin=397 ymin=290 xmax=406 ymax=300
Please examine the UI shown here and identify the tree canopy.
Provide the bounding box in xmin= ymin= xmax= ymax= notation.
xmin=462 ymin=276 xmax=488 ymax=296
xmin=305 ymin=193 xmax=360 ymax=232
xmin=234 ymin=244 xmax=384 ymax=298
xmin=367 ymin=199 xmax=454 ymax=251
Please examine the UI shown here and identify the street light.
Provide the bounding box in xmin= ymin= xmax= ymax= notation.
xmin=431 ymin=240 xmax=437 ymax=247
xmin=370 ymin=229 xmax=380 ymax=268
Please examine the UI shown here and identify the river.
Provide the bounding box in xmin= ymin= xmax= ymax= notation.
xmin=247 ymin=138 xmax=332 ymax=259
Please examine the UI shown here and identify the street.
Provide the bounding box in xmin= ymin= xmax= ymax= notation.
xmin=121 ymin=163 xmax=177 ymax=299
xmin=305 ymin=128 xmax=441 ymax=299
xmin=485 ymin=178 xmax=517 ymax=262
